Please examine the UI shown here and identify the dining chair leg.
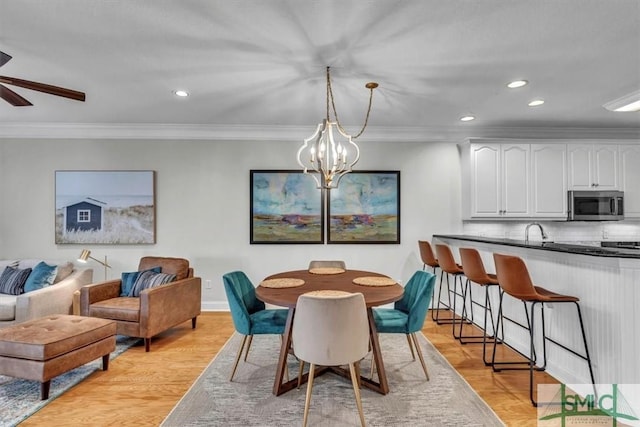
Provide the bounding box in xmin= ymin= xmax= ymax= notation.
xmin=349 ymin=362 xmax=366 ymax=427
xmin=354 ymin=360 xmax=362 ymax=388
xmin=230 ymin=334 xmax=248 ymax=381
xmin=297 ymin=360 xmax=305 ymax=389
xmin=411 ymin=333 xmax=430 ymax=381
xmin=406 ymin=334 xmax=416 ymax=360
xmin=243 ymin=335 xmax=253 ymax=361
xmin=302 ymin=363 xmax=316 ymax=427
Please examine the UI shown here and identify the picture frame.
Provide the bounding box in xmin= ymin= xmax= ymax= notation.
xmin=55 ymin=170 xmax=156 ymax=244
xmin=327 ymin=171 xmax=400 ymax=244
xmin=250 ymin=170 xmax=324 ymax=244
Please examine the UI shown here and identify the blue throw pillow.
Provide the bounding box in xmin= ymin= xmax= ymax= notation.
xmin=0 ymin=266 xmax=33 ymax=295
xmin=23 ymin=261 xmax=58 ymax=293
xmin=129 ymin=271 xmax=176 ymax=297
xmin=121 ymin=267 xmax=162 ymax=296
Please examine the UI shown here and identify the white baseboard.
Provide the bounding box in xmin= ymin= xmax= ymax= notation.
xmin=202 ymin=300 xmax=229 ymax=311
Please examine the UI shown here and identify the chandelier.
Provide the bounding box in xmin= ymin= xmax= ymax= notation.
xmin=297 ymin=66 xmax=378 ymax=189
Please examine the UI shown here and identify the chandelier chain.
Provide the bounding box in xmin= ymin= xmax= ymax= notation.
xmin=326 ymin=66 xmax=375 ymax=140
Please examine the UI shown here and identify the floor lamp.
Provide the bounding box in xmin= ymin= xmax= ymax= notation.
xmin=77 ymin=249 xmax=111 ymax=281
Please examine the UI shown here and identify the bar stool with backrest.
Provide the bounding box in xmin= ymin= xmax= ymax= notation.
xmin=418 ymin=240 xmax=448 ymax=323
xmin=434 ymin=243 xmax=470 ymax=337
xmin=458 ymin=247 xmax=503 ymax=363
xmin=492 ymin=253 xmax=596 ymax=407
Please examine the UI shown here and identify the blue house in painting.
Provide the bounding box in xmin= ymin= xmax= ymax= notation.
xmin=63 ymin=197 xmax=106 ymax=233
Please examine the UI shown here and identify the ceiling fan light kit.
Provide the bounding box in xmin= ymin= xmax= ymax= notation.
xmin=296 ymin=66 xmax=377 ymax=190
xmin=0 ymin=50 xmax=86 ymax=107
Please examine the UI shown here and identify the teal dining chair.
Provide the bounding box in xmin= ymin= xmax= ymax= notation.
xmin=222 ymin=271 xmax=289 ymax=381
xmin=372 ymin=270 xmax=436 ymax=379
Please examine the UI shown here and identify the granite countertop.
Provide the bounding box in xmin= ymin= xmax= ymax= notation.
xmin=433 ymin=234 xmax=640 ymax=259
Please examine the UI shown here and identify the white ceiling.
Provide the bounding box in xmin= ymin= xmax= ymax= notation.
xmin=1 ymin=0 xmax=639 ymax=141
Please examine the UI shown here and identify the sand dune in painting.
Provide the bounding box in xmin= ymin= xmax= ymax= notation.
xmin=252 ymin=214 xmax=322 ymax=242
xmin=329 ymin=214 xmax=397 ymax=242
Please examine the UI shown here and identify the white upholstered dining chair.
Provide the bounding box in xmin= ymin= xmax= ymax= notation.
xmin=307 ymin=260 xmax=347 ymax=270
xmin=292 ymin=290 xmax=369 ymax=427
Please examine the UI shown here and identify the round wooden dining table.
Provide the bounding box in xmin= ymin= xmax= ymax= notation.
xmin=256 ymin=269 xmax=404 ymax=396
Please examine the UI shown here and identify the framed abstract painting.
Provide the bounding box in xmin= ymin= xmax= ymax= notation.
xmin=250 ymin=170 xmax=324 ymax=244
xmin=327 ymin=171 xmax=400 ymax=244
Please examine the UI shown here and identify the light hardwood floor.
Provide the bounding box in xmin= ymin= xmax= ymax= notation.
xmin=20 ymin=311 xmax=556 ymax=426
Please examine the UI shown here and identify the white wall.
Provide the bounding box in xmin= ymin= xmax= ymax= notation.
xmin=0 ymin=138 xmax=463 ymax=309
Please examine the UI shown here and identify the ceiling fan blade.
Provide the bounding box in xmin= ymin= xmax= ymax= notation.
xmin=0 ymin=84 xmax=33 ymax=106
xmin=0 ymin=75 xmax=85 ymax=102
xmin=0 ymin=51 xmax=11 ymax=67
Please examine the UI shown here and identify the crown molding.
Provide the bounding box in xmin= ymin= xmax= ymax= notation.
xmin=0 ymin=122 xmax=638 ymax=142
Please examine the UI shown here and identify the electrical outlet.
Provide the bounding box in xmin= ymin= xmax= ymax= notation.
xmin=205 ymin=279 xmax=212 ymax=289
xmin=602 ymin=229 xmax=609 ymax=239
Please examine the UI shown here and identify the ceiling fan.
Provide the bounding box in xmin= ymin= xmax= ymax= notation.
xmin=0 ymin=50 xmax=86 ymax=106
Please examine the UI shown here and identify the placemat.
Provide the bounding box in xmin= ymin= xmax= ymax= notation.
xmin=353 ymin=276 xmax=397 ymax=287
xmin=259 ymin=278 xmax=305 ymax=288
xmin=303 ymin=290 xmax=353 ymax=298
xmin=308 ymin=267 xmax=346 ymax=275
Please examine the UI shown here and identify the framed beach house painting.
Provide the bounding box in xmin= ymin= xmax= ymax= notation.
xmin=250 ymin=170 xmax=324 ymax=244
xmin=327 ymin=171 xmax=400 ymax=244
xmin=55 ymin=170 xmax=156 ymax=244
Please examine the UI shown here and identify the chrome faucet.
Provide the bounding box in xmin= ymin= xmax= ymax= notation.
xmin=525 ymin=222 xmax=548 ymax=243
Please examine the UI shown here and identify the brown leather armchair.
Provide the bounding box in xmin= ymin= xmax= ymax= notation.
xmin=79 ymin=256 xmax=201 ymax=351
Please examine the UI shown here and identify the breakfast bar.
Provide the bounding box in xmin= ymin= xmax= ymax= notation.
xmin=432 ymin=234 xmax=640 ymax=386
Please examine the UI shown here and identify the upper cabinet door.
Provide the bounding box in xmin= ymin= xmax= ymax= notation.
xmin=567 ymin=144 xmax=593 ymax=190
xmin=530 ymin=144 xmax=567 ymax=218
xmin=501 ymin=144 xmax=530 ymax=216
xmin=470 ymin=144 xmax=501 ymax=217
xmin=593 ymin=145 xmax=618 ymax=190
xmin=619 ymin=144 xmax=640 ymax=218
xmin=568 ymin=144 xmax=618 ymax=190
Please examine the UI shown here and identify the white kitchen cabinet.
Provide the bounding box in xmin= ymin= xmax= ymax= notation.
xmin=567 ymin=144 xmax=618 ymax=190
xmin=469 ymin=143 xmax=530 ymax=218
xmin=619 ymin=144 xmax=640 ymax=218
xmin=530 ymin=143 xmax=567 ymax=218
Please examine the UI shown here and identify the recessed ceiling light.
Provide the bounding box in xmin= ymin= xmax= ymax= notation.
xmin=603 ymin=90 xmax=640 ymax=112
xmin=460 ymin=115 xmax=476 ymax=122
xmin=507 ymin=80 xmax=528 ymax=89
xmin=528 ymin=99 xmax=545 ymax=107
xmin=174 ymin=90 xmax=189 ymax=97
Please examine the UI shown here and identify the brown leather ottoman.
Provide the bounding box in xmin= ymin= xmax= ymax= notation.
xmin=0 ymin=315 xmax=116 ymax=399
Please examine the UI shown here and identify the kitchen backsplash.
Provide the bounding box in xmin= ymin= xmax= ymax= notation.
xmin=462 ymin=220 xmax=640 ymax=244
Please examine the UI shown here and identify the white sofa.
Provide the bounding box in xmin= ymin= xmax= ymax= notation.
xmin=0 ymin=260 xmax=93 ymax=329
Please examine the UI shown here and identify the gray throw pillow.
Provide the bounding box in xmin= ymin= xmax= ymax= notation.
xmin=129 ymin=271 xmax=176 ymax=297
xmin=0 ymin=266 xmax=33 ymax=295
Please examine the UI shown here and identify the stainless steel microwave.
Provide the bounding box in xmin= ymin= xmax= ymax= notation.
xmin=568 ymin=190 xmax=624 ymax=221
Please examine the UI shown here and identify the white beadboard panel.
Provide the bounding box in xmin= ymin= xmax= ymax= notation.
xmin=434 ymin=236 xmax=640 ymax=386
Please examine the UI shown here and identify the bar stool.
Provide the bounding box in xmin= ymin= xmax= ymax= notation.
xmin=458 ymin=247 xmax=503 ymax=364
xmin=492 ymin=253 xmax=596 ymax=407
xmin=418 ymin=240 xmax=447 ymax=323
xmin=434 ymin=243 xmax=470 ymax=337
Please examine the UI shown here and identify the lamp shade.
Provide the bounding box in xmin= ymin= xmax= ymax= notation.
xmin=78 ymin=249 xmax=91 ymax=262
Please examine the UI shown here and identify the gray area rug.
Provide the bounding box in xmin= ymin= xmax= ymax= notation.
xmin=162 ymin=333 xmax=505 ymax=426
xmin=0 ymin=335 xmax=141 ymax=427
